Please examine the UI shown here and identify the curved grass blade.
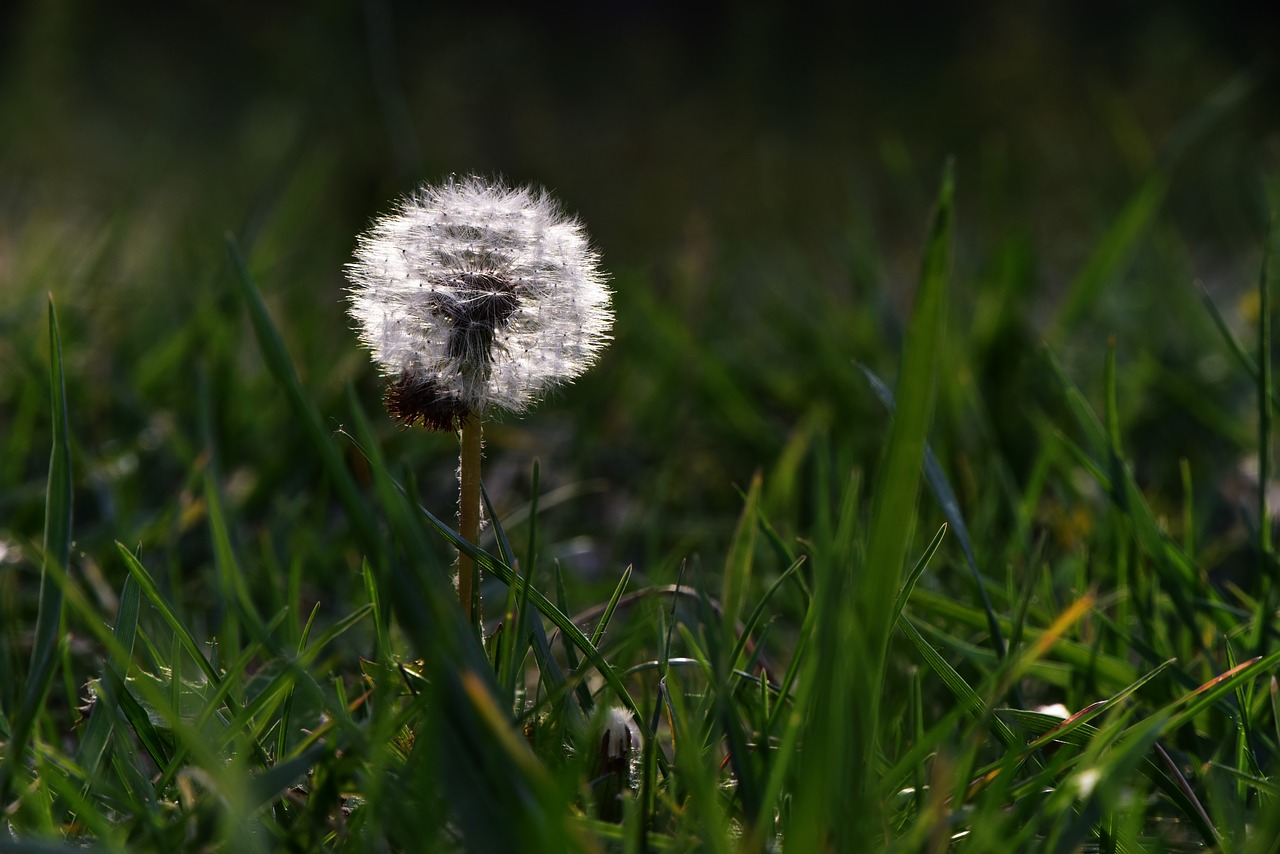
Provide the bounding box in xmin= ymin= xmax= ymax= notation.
xmin=996 ymin=709 xmax=1218 ymax=845
xmin=115 ymin=543 xmax=224 ymax=690
xmin=898 ymin=615 xmax=1021 ymax=751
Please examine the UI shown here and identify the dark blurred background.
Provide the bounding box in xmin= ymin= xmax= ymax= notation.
xmin=2 ymin=1 xmax=1279 ymax=595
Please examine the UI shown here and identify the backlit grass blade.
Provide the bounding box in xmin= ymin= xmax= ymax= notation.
xmin=996 ymin=709 xmax=1219 ymax=846
xmin=728 ymin=555 xmax=805 ymax=673
xmin=362 ymin=559 xmax=392 ymax=665
xmin=861 ymin=158 xmax=952 ymax=661
xmin=485 ymin=478 xmax=541 ymax=706
xmin=114 ymin=543 xmax=224 ymax=689
xmin=245 ymin=742 xmax=328 ymax=812
xmin=1020 ymin=659 xmax=1177 ymax=753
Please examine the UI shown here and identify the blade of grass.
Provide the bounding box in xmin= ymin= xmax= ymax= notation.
xmin=0 ymin=298 xmax=73 ymax=803
xmin=892 ymin=523 xmax=947 ymax=618
xmin=74 ymin=575 xmax=142 ymax=776
xmin=728 ymin=555 xmax=806 ymax=673
xmin=589 ymin=566 xmax=633 ymax=650
xmin=862 ymin=363 xmax=1006 ymax=659
xmin=792 ymin=161 xmax=953 ymax=849
xmin=417 ymin=499 xmax=645 ymax=728
xmin=114 ymin=543 xmax=224 ymax=690
xmin=720 ymin=471 xmax=761 ymax=636
xmin=226 ymin=236 xmax=379 ymax=553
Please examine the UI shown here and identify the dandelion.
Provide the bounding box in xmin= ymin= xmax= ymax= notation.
xmin=346 ymin=176 xmax=613 ymax=625
xmin=590 ymin=707 xmax=642 ymax=821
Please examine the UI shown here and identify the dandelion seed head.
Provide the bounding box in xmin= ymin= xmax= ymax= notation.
xmin=346 ymin=176 xmax=613 ymax=428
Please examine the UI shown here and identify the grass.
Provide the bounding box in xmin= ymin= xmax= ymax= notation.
xmin=3 ymin=9 xmax=1280 ymax=851
xmin=4 ymin=157 xmax=1279 ymax=850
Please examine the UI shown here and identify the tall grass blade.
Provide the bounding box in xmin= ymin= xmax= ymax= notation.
xmin=720 ymin=471 xmax=761 ymax=634
xmin=861 ymin=363 xmax=1006 ymax=658
xmin=226 ymin=236 xmax=379 ymax=553
xmin=74 ymin=575 xmax=142 ymax=775
xmin=0 ymin=298 xmax=73 ymax=802
xmin=792 ymin=160 xmax=953 ymax=848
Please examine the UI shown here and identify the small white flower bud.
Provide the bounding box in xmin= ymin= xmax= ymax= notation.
xmin=591 ymin=707 xmax=642 ymax=821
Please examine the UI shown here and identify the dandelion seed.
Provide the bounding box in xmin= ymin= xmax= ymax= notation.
xmin=345 ymin=175 xmax=613 ymax=430
xmin=345 ymin=176 xmax=613 ymax=626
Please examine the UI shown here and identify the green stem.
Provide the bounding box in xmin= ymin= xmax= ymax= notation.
xmin=459 ymin=414 xmax=483 ymax=628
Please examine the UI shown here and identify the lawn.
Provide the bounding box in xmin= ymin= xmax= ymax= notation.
xmin=2 ymin=4 xmax=1279 ymax=851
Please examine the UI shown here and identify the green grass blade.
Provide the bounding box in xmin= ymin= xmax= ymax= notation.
xmin=892 ymin=522 xmax=947 ymax=618
xmin=898 ymin=615 xmax=1021 ymax=750
xmin=114 ymin=542 xmax=223 ymax=689
xmin=997 ymin=709 xmax=1219 ymax=845
xmin=861 ymin=363 xmax=1007 ymax=659
xmin=792 ymin=161 xmax=953 ymax=848
xmin=861 ymin=159 xmax=952 ymax=662
xmin=417 ymin=501 xmax=645 ymax=728
xmin=226 ymin=236 xmax=379 ymax=553
xmin=362 ymin=559 xmax=392 ymax=665
xmin=728 ymin=555 xmax=805 ymax=673
xmin=720 ymin=471 xmax=761 ymax=634
xmin=246 ymin=742 xmax=328 ymax=811
xmin=74 ymin=575 xmax=142 ymax=775
xmin=0 ymin=298 xmax=73 ymax=801
xmin=589 ymin=566 xmax=633 ymax=649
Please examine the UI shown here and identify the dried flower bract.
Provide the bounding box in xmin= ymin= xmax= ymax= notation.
xmin=346 ymin=176 xmax=613 ymax=429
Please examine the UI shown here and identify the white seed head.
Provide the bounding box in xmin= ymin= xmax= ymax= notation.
xmin=346 ymin=176 xmax=613 ymax=429
xmin=600 ymin=706 xmax=642 ymax=759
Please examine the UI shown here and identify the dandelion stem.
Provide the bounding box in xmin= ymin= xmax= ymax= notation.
xmin=459 ymin=413 xmax=483 ymax=627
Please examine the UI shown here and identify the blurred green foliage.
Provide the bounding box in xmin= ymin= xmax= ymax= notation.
xmin=2 ymin=1 xmax=1276 ymax=574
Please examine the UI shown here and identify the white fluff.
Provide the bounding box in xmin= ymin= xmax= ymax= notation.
xmin=346 ymin=176 xmax=613 ymax=420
